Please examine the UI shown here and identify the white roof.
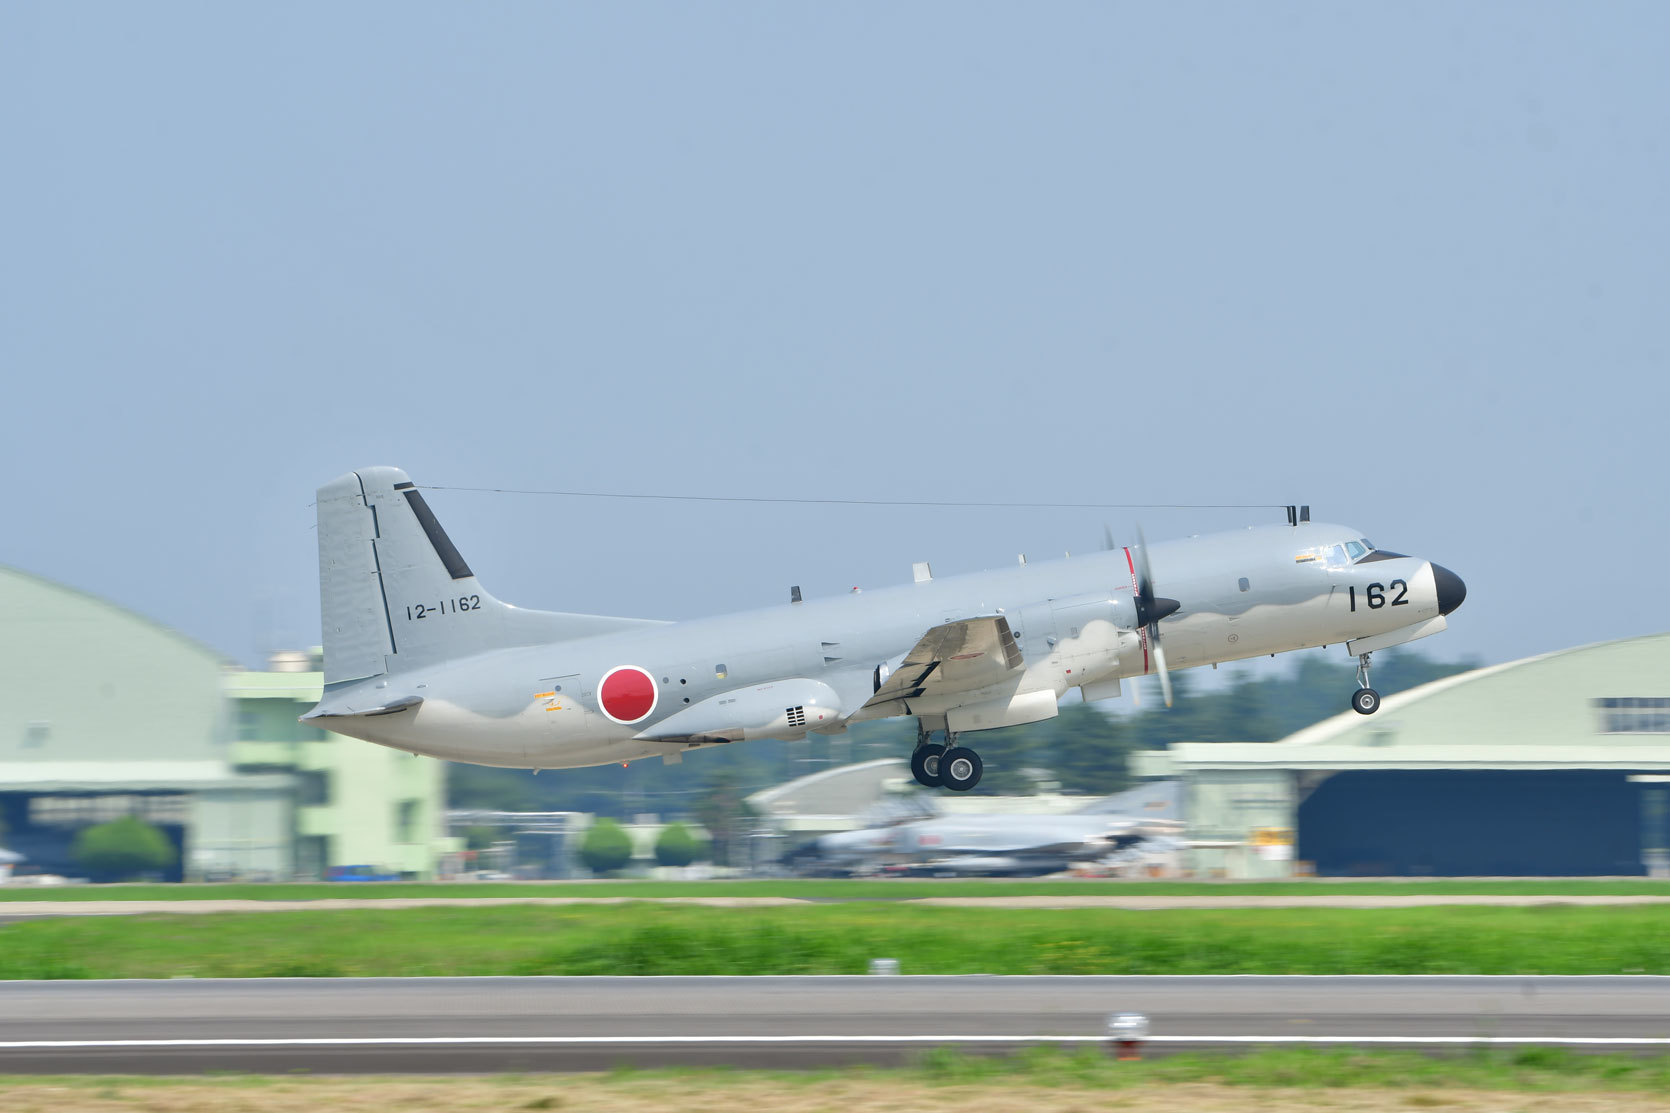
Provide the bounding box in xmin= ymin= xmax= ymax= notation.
xmin=1158 ymin=632 xmax=1670 ymax=771
xmin=0 ymin=761 xmax=292 ymax=792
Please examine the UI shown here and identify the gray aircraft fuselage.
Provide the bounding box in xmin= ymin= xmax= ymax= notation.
xmin=306 ymin=468 xmax=1466 ymax=780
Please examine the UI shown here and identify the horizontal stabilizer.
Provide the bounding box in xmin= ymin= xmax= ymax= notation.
xmin=302 ymin=695 xmax=424 ymax=721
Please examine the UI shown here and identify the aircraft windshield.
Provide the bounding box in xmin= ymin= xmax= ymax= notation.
xmin=1296 ymin=543 xmax=1352 ymax=569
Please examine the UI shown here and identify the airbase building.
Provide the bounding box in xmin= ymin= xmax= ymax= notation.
xmin=1135 ymin=633 xmax=1670 ymax=877
xmin=0 ymin=566 xmax=456 ymax=881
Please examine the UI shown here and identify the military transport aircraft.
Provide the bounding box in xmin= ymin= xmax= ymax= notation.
xmin=305 ymin=467 xmax=1465 ymax=792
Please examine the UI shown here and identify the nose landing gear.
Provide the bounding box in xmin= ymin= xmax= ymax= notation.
xmin=1351 ymin=652 xmax=1381 ymax=715
xmin=909 ymin=724 xmax=984 ymax=791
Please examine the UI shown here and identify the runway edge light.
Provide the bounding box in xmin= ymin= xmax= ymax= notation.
xmin=1108 ymin=1013 xmax=1149 ymax=1060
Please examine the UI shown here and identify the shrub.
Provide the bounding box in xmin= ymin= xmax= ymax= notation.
xmin=653 ymin=822 xmax=704 ymax=868
xmin=71 ymin=815 xmax=176 ymax=881
xmin=579 ymin=817 xmax=633 ymax=875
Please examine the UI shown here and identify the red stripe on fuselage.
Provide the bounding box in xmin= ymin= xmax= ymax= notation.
xmin=1123 ymin=547 xmax=1149 ymax=674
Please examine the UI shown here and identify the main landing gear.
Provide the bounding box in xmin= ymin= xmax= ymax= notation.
xmin=910 ymin=724 xmax=984 ymax=791
xmin=1351 ymin=652 xmax=1381 ymax=715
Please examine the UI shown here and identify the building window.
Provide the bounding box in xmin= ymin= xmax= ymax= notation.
xmin=396 ymin=800 xmax=419 ymax=843
xmin=297 ymin=770 xmax=331 ymax=806
xmin=1593 ymin=697 xmax=1670 ymax=734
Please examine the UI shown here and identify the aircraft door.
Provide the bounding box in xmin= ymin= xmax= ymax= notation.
xmin=536 ymin=673 xmax=588 ymax=751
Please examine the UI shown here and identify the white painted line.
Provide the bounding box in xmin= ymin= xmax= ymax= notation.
xmin=2 ymin=1035 xmax=1669 ymax=1049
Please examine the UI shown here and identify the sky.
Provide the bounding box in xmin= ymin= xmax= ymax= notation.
xmin=2 ymin=3 xmax=1666 ymax=681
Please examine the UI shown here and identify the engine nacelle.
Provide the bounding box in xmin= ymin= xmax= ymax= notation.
xmin=873 ymin=653 xmax=907 ymax=693
xmin=635 ymin=678 xmax=845 ymax=743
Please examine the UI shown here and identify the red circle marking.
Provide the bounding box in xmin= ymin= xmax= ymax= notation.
xmin=599 ymin=666 xmax=658 ymax=724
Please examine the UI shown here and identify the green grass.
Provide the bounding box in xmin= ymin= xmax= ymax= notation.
xmin=917 ymin=1043 xmax=1670 ymax=1091
xmin=4 ymin=1046 xmax=1670 ymax=1094
xmin=1 ymin=903 xmax=1666 ymax=979
xmin=2 ymin=877 xmax=1669 ymax=901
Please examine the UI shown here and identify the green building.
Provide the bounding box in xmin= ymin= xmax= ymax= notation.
xmin=226 ymin=657 xmax=457 ymax=879
xmin=0 ymin=566 xmax=455 ymax=881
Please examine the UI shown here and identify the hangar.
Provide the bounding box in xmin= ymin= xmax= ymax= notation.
xmin=1134 ymin=634 xmax=1670 ymax=877
xmin=0 ymin=566 xmax=454 ymax=881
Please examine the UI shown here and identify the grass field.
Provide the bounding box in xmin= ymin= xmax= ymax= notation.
xmin=2 ymin=903 xmax=1665 ymax=979
xmin=4 ymin=1048 xmax=1670 ymax=1112
xmin=3 ymin=877 xmax=1669 ymax=901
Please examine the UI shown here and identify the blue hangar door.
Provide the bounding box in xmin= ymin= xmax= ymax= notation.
xmin=1297 ymin=770 xmax=1646 ymax=876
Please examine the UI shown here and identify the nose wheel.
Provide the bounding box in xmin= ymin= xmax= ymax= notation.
xmin=909 ymin=727 xmax=984 ymax=791
xmin=1352 ymin=652 xmax=1381 ymax=715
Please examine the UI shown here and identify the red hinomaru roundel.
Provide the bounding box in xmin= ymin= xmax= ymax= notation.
xmin=598 ymin=665 xmax=658 ymax=724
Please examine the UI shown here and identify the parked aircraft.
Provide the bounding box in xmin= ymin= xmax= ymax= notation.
xmin=306 ymin=468 xmax=1465 ymax=791
xmin=786 ymin=811 xmax=1182 ymax=877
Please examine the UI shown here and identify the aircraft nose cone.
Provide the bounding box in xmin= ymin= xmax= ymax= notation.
xmin=1432 ymin=563 xmax=1467 ymax=616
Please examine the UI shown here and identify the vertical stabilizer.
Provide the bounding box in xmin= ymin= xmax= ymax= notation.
xmin=315 ymin=467 xmax=668 ymax=686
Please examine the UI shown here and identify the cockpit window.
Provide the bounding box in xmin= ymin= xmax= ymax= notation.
xmin=1297 ymin=543 xmax=1352 ymax=569
xmin=1360 ymin=539 xmax=1375 ymax=551
xmin=1345 ymin=540 xmax=1366 ymax=560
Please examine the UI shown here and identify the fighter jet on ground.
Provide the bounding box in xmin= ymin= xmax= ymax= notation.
xmin=306 ymin=467 xmax=1465 ymax=791
xmin=786 ymin=811 xmax=1182 ymax=877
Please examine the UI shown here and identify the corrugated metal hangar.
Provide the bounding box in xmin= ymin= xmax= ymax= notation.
xmin=1135 ymin=634 xmax=1670 ymax=877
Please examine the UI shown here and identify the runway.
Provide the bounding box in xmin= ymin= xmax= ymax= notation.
xmin=2 ymin=976 xmax=1667 ymax=1073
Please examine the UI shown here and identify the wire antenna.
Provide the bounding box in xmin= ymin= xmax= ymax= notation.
xmin=417 ymin=486 xmax=1285 ymax=512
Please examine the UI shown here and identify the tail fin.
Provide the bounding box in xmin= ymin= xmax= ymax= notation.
xmin=316 ymin=467 xmax=664 ymax=685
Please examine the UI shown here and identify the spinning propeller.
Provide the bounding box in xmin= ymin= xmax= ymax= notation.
xmin=1130 ymin=525 xmax=1181 ymax=708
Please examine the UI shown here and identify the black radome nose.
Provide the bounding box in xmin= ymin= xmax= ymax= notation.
xmin=1432 ymin=564 xmax=1467 ymax=616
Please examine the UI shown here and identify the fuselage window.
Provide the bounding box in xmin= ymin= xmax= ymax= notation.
xmin=715 ymin=664 xmax=728 ymax=679
xmin=1238 ymin=577 xmax=1250 ymax=592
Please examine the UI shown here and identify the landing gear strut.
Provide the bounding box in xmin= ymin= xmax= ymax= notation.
xmin=909 ymin=724 xmax=984 ymax=791
xmin=1351 ymin=652 xmax=1381 ymax=715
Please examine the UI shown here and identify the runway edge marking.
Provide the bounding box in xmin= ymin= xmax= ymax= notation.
xmin=5 ymin=1036 xmax=1670 ymax=1049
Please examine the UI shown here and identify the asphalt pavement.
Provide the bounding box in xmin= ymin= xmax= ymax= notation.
xmin=1 ymin=975 xmax=1666 ymax=1073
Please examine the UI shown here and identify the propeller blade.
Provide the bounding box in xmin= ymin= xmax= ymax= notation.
xmin=1152 ymin=636 xmax=1173 ymax=708
xmin=1133 ymin=524 xmax=1154 ymax=596
xmin=1132 ymin=523 xmax=1175 ymax=709
xmin=1102 ymin=523 xmax=1117 ymax=552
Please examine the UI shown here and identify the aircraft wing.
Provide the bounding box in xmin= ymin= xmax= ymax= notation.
xmin=863 ymin=615 xmax=1024 ymax=710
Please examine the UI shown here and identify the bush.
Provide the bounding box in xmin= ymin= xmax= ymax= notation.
xmin=71 ymin=815 xmax=176 ymax=881
xmin=579 ymin=817 xmax=633 ymax=875
xmin=463 ymin=825 xmax=500 ymax=851
xmin=654 ymin=822 xmax=704 ymax=868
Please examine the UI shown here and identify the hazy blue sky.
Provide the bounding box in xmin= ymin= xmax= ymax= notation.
xmin=3 ymin=4 xmax=1666 ymax=683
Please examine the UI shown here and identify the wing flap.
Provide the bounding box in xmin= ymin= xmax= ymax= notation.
xmin=864 ymin=615 xmax=1024 ymax=709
